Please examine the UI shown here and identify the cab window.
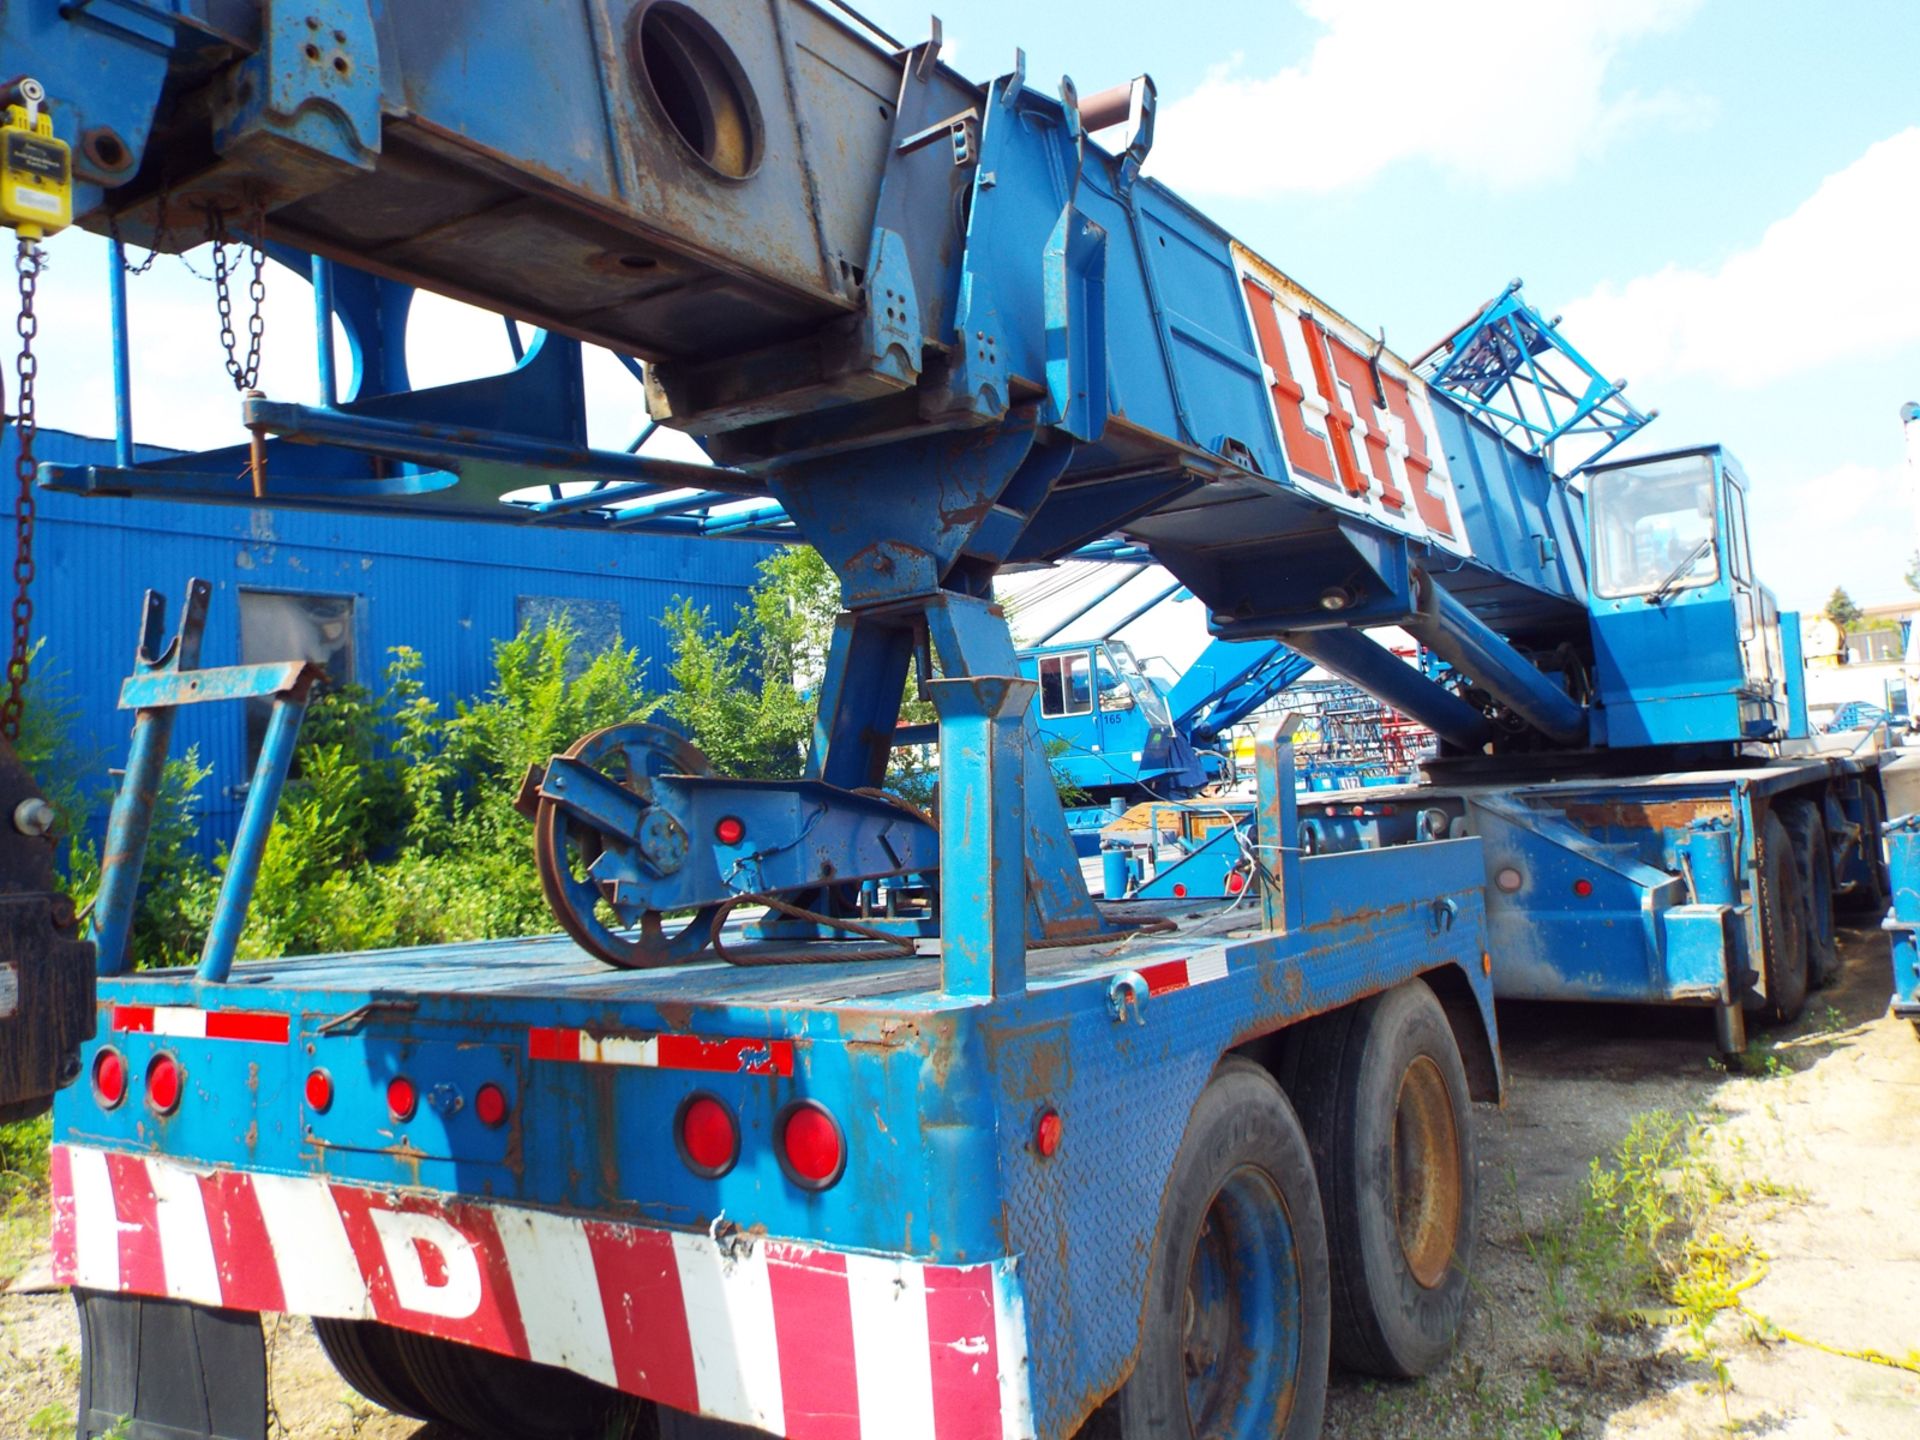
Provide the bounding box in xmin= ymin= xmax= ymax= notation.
xmin=1588 ymin=455 xmax=1721 ymax=599
xmin=1039 ymin=652 xmax=1093 ymax=717
xmin=1723 ymin=480 xmax=1753 ymax=583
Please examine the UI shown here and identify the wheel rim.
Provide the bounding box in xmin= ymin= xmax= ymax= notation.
xmin=1392 ymin=1055 xmax=1462 ymax=1290
xmin=1181 ymin=1165 xmax=1303 ymax=1436
xmin=532 ymin=722 xmax=724 ymax=969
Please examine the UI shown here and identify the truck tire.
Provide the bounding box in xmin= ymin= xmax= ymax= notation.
xmin=1097 ymin=1057 xmax=1330 ymax=1439
xmin=1835 ymin=784 xmax=1888 ymax=915
xmin=1286 ymin=981 xmax=1476 ymax=1378
xmin=1747 ymin=810 xmax=1810 ymax=1025
xmin=313 ymin=1317 xmax=438 ymax=1422
xmin=326 ymin=1322 xmax=656 ymax=1440
xmin=1779 ymin=800 xmax=1839 ymax=988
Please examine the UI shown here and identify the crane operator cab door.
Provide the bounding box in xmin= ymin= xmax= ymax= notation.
xmin=1585 ymin=447 xmax=1788 ymax=749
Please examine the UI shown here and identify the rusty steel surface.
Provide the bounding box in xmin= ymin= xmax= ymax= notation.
xmin=1393 ymin=1053 xmax=1463 ymax=1291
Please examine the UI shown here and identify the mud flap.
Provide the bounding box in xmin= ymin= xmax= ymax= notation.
xmin=75 ymin=1290 xmax=267 ymax=1440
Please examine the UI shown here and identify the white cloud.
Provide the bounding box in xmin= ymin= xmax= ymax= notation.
xmin=1148 ymin=0 xmax=1705 ymax=197
xmin=1560 ymin=128 xmax=1920 ymax=389
xmin=1749 ymin=458 xmax=1919 ymax=612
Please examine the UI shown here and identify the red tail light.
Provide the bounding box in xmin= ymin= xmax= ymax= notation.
xmin=676 ymin=1093 xmax=739 ymax=1177
xmin=1035 ymin=1109 xmax=1063 ymax=1158
xmin=1573 ymin=878 xmax=1595 ymax=897
xmin=386 ymin=1076 xmax=418 ymax=1122
xmin=714 ymin=815 xmax=746 ymax=845
xmin=778 ymin=1101 xmax=845 ymax=1189
xmin=92 ymin=1049 xmax=126 ymax=1110
xmin=145 ymin=1053 xmax=181 ymax=1115
xmin=305 ymin=1069 xmax=334 ymax=1113
xmin=475 ymin=1082 xmax=511 ymax=1129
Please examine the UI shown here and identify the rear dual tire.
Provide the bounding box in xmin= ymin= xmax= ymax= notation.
xmin=1095 ymin=983 xmax=1478 ymax=1438
xmin=1094 ymin=1058 xmax=1331 ymax=1440
xmin=314 ymin=1316 xmax=655 ymax=1440
xmin=1286 ymin=979 xmax=1477 ymax=1378
xmin=1748 ymin=810 xmax=1811 ymax=1025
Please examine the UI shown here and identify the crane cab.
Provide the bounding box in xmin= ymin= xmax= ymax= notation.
xmin=1019 ymin=639 xmax=1202 ymax=797
xmin=1584 ymin=446 xmax=1801 ymax=749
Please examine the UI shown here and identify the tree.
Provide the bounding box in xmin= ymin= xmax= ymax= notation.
xmin=656 ymin=546 xmax=839 ymax=780
xmin=1826 ymin=587 xmax=1862 ymax=631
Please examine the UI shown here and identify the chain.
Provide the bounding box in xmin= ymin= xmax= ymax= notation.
xmin=109 ymin=191 xmax=171 ymax=276
xmin=209 ymin=204 xmax=266 ymax=392
xmin=3 ymin=241 xmax=43 ymax=742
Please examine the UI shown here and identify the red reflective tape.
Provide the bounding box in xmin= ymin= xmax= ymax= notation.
xmin=198 ymin=1169 xmax=285 ymax=1315
xmin=331 ymin=1187 xmax=526 ymax=1357
xmin=103 ymin=1150 xmax=166 ymax=1299
xmin=1241 ymin=277 xmax=1338 ymax=487
xmin=766 ymin=1245 xmax=860 ymax=1440
xmin=527 ymin=1026 xmax=582 ymax=1062
xmin=1138 ymin=959 xmax=1191 ymax=997
xmin=203 ymin=1010 xmax=290 ymax=1045
xmin=47 ymin=1144 xmax=75 ymax=1287
xmin=926 ymin=1263 xmax=1002 ymax=1440
xmin=586 ymin=1221 xmax=699 ymax=1414
xmin=111 ymin=1006 xmax=156 ymax=1034
xmin=655 ymin=1033 xmax=794 ymax=1078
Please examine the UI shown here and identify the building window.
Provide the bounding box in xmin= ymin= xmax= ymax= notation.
xmin=239 ymin=590 xmax=356 ymax=767
xmin=516 ymin=596 xmax=624 ymax=677
xmin=1038 ymin=652 xmax=1093 ymax=718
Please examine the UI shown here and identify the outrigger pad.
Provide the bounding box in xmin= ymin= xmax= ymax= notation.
xmin=75 ymin=1290 xmax=267 ymax=1440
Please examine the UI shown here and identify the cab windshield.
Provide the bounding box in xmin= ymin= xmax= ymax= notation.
xmin=1105 ymin=643 xmax=1172 ymax=728
xmin=1588 ymin=455 xmax=1721 ymax=600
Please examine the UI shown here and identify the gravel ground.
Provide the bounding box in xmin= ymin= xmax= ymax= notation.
xmin=5 ymin=930 xmax=1914 ymax=1439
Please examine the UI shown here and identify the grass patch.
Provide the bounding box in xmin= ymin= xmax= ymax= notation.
xmin=0 ymin=1113 xmax=52 ymax=1285
xmin=1498 ymin=1112 xmax=1782 ymax=1431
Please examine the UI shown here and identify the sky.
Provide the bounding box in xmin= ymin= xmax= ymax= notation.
xmin=18 ymin=0 xmax=1920 ymax=666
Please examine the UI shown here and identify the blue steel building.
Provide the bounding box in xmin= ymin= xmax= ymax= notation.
xmin=5 ymin=426 xmax=771 ymax=849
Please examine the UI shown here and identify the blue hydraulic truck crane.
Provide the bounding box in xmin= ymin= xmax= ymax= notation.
xmin=0 ymin=5 xmax=1886 ymax=1440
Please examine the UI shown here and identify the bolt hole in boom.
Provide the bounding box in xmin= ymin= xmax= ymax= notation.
xmin=632 ymin=1 xmax=763 ymax=179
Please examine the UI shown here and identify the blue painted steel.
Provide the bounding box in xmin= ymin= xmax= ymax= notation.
xmin=91 ymin=581 xmax=211 ymax=978
xmin=92 ymin=580 xmax=323 ymax=981
xmin=1281 ymin=626 xmax=1493 ymax=753
xmin=1129 ymin=815 xmax=1251 ymax=902
xmin=199 ymin=690 xmax=308 ymax=983
xmin=1167 ymin=638 xmax=1316 ymax=747
xmin=1409 ymin=573 xmax=1588 ymax=746
xmin=1886 ymin=815 xmax=1920 ymax=1023
xmin=1255 ymin=727 xmax=1304 ymax=934
xmin=62 ymin=826 xmax=1497 ymax=1439
xmin=929 ymin=675 xmax=1033 ymax=997
xmin=106 ymin=240 xmax=133 ymax=468
xmin=1417 ymin=282 xmax=1653 ymax=476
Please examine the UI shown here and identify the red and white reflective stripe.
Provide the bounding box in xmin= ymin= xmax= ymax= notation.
xmin=528 ymin=1027 xmax=794 ymax=1078
xmin=1136 ymin=951 xmax=1231 ymax=998
xmin=51 ymin=1145 xmax=1031 ymax=1440
xmin=112 ymin=1004 xmax=290 ymax=1045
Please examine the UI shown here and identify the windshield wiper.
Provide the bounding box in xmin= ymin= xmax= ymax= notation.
xmin=1646 ymin=536 xmax=1714 ymax=606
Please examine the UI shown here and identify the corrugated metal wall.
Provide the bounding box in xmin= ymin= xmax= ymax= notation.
xmin=5 ymin=428 xmax=774 ymax=849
